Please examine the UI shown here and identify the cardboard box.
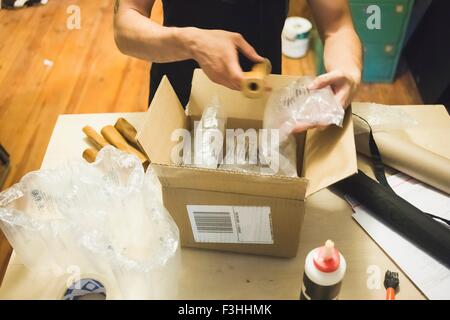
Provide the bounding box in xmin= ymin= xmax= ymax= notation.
xmin=137 ymin=70 xmax=357 ymax=258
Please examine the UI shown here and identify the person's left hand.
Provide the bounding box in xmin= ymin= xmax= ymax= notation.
xmin=290 ymin=69 xmax=360 ymax=133
xmin=307 ymin=69 xmax=360 ymax=109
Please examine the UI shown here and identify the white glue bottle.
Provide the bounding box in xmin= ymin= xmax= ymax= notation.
xmin=300 ymin=240 xmax=346 ymax=300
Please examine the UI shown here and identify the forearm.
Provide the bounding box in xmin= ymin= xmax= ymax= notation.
xmin=113 ymin=0 xmax=263 ymax=90
xmin=323 ymin=27 xmax=362 ymax=82
xmin=308 ymin=0 xmax=362 ymax=81
xmin=113 ymin=3 xmax=192 ymax=62
xmin=306 ymin=0 xmax=362 ymax=107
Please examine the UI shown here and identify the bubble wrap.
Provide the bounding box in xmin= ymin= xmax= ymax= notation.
xmin=193 ymin=96 xmax=227 ymax=169
xmin=262 ymin=77 xmax=344 ymax=177
xmin=0 ymin=146 xmax=180 ymax=299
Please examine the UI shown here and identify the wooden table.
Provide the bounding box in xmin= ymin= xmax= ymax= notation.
xmin=0 ymin=113 xmax=424 ymax=300
xmin=0 ymin=145 xmax=9 ymax=188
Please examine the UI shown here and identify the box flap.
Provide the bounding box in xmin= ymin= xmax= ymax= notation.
xmin=188 ymin=69 xmax=303 ymax=121
xmin=302 ymin=108 xmax=357 ymax=197
xmin=136 ymin=76 xmax=187 ymax=165
xmin=152 ymin=164 xmax=307 ymax=200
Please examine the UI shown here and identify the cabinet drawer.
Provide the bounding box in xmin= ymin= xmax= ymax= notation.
xmin=313 ymin=36 xmax=399 ymax=83
xmin=364 ymin=43 xmax=399 ymax=60
xmin=362 ymin=57 xmax=396 ymax=82
xmin=350 ymin=1 xmax=411 ymax=43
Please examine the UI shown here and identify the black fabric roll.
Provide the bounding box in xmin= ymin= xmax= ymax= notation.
xmin=335 ymin=170 xmax=450 ymax=267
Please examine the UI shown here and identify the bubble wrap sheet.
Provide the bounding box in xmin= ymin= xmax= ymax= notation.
xmin=0 ymin=146 xmax=180 ymax=299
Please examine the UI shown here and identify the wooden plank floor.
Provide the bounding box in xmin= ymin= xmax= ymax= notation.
xmin=0 ymin=0 xmax=422 ymax=285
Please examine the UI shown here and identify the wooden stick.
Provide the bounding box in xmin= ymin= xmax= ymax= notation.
xmin=82 ymin=148 xmax=98 ymax=163
xmin=82 ymin=126 xmax=109 ymax=150
xmin=114 ymin=118 xmax=139 ymax=148
xmin=100 ymin=125 xmax=148 ymax=165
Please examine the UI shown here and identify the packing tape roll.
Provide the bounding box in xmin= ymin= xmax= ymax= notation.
xmin=58 ymin=272 xmax=119 ymax=300
xmin=241 ymin=58 xmax=272 ymax=99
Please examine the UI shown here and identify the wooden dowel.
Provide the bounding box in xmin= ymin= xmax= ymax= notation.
xmin=114 ymin=117 xmax=139 ymax=148
xmin=82 ymin=148 xmax=98 ymax=163
xmin=82 ymin=126 xmax=109 ymax=150
xmin=101 ymin=125 xmax=148 ymax=165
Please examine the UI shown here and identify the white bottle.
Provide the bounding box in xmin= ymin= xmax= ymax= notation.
xmin=300 ymin=240 xmax=346 ymax=300
xmin=282 ymin=17 xmax=313 ymax=58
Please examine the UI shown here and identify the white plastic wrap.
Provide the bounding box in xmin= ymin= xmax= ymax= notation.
xmin=193 ymin=96 xmax=226 ymax=169
xmin=352 ymin=103 xmax=419 ymax=135
xmin=264 ymin=77 xmax=344 ymax=140
xmin=262 ymin=77 xmax=345 ymax=177
xmin=0 ymin=146 xmax=180 ymax=299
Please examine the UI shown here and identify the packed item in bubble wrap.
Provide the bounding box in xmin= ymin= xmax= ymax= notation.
xmin=193 ymin=96 xmax=226 ymax=169
xmin=263 ymin=77 xmax=345 ymax=177
xmin=219 ymin=129 xmax=261 ymax=174
xmin=0 ymin=147 xmax=180 ymax=300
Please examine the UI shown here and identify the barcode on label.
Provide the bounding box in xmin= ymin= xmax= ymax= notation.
xmin=187 ymin=205 xmax=273 ymax=244
xmin=192 ymin=211 xmax=233 ymax=233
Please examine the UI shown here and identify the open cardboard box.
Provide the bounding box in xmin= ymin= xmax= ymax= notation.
xmin=137 ymin=70 xmax=357 ymax=258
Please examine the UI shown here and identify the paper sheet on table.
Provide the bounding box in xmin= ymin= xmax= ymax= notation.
xmin=387 ymin=172 xmax=450 ymax=221
xmin=353 ymin=103 xmax=450 ymax=194
xmin=347 ymin=172 xmax=450 ymax=300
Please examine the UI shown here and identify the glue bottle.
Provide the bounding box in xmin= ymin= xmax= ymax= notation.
xmin=300 ymin=240 xmax=346 ymax=300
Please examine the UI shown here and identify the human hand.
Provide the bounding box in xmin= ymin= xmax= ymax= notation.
xmin=183 ymin=27 xmax=264 ymax=90
xmin=290 ymin=69 xmax=360 ymax=134
xmin=307 ymin=69 xmax=360 ymax=109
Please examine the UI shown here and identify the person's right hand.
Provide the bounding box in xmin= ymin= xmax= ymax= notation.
xmin=182 ymin=27 xmax=264 ymax=90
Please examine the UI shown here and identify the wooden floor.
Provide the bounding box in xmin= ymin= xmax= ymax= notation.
xmin=0 ymin=0 xmax=422 ymax=285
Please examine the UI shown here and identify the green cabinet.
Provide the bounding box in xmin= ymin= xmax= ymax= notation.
xmin=314 ymin=0 xmax=414 ymax=82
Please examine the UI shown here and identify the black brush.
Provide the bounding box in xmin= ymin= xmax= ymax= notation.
xmin=384 ymin=270 xmax=399 ymax=300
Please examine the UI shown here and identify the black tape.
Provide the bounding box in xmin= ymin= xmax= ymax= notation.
xmin=354 ymin=114 xmax=450 ymax=226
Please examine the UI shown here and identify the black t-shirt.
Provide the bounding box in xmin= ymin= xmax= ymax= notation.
xmin=149 ymin=0 xmax=288 ymax=107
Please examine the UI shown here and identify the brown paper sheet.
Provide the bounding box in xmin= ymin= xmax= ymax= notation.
xmin=353 ymin=103 xmax=450 ymax=194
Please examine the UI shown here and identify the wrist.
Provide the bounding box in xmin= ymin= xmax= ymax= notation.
xmin=347 ymin=67 xmax=361 ymax=85
xmin=172 ymin=26 xmax=199 ymax=60
xmin=327 ymin=65 xmax=361 ymax=85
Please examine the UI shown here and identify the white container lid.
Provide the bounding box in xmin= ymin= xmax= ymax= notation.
xmin=283 ymin=17 xmax=312 ymax=41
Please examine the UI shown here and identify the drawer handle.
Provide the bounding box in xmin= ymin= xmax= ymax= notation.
xmin=385 ymin=45 xmax=394 ymax=54
xmin=396 ymin=5 xmax=404 ymax=13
